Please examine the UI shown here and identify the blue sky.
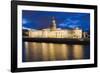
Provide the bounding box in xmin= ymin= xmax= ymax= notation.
xmin=22 ymin=10 xmax=90 ymax=32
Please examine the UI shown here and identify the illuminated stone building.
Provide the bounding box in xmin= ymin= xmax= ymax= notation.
xmin=27 ymin=17 xmax=82 ymax=39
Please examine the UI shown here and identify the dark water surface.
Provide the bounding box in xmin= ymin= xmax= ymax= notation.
xmin=22 ymin=42 xmax=90 ymax=62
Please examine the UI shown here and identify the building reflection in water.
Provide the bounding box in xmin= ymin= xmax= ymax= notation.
xmin=23 ymin=42 xmax=90 ymax=62
xmin=73 ymin=45 xmax=83 ymax=59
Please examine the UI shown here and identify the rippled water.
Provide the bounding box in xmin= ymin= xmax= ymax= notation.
xmin=22 ymin=42 xmax=90 ymax=62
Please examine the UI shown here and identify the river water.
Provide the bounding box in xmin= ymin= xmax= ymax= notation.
xmin=22 ymin=42 xmax=90 ymax=62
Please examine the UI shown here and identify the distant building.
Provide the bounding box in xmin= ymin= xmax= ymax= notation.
xmin=83 ymin=32 xmax=90 ymax=38
xmin=24 ymin=17 xmax=83 ymax=39
xmin=22 ymin=29 xmax=29 ymax=37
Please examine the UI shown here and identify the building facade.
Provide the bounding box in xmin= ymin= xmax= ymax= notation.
xmin=27 ymin=17 xmax=82 ymax=39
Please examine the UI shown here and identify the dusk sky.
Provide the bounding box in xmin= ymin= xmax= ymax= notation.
xmin=22 ymin=10 xmax=90 ymax=32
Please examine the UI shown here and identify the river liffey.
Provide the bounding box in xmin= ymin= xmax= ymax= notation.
xmin=22 ymin=42 xmax=90 ymax=62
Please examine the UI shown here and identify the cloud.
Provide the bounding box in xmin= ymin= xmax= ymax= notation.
xmin=58 ymin=18 xmax=80 ymax=29
xmin=22 ymin=19 xmax=28 ymax=24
